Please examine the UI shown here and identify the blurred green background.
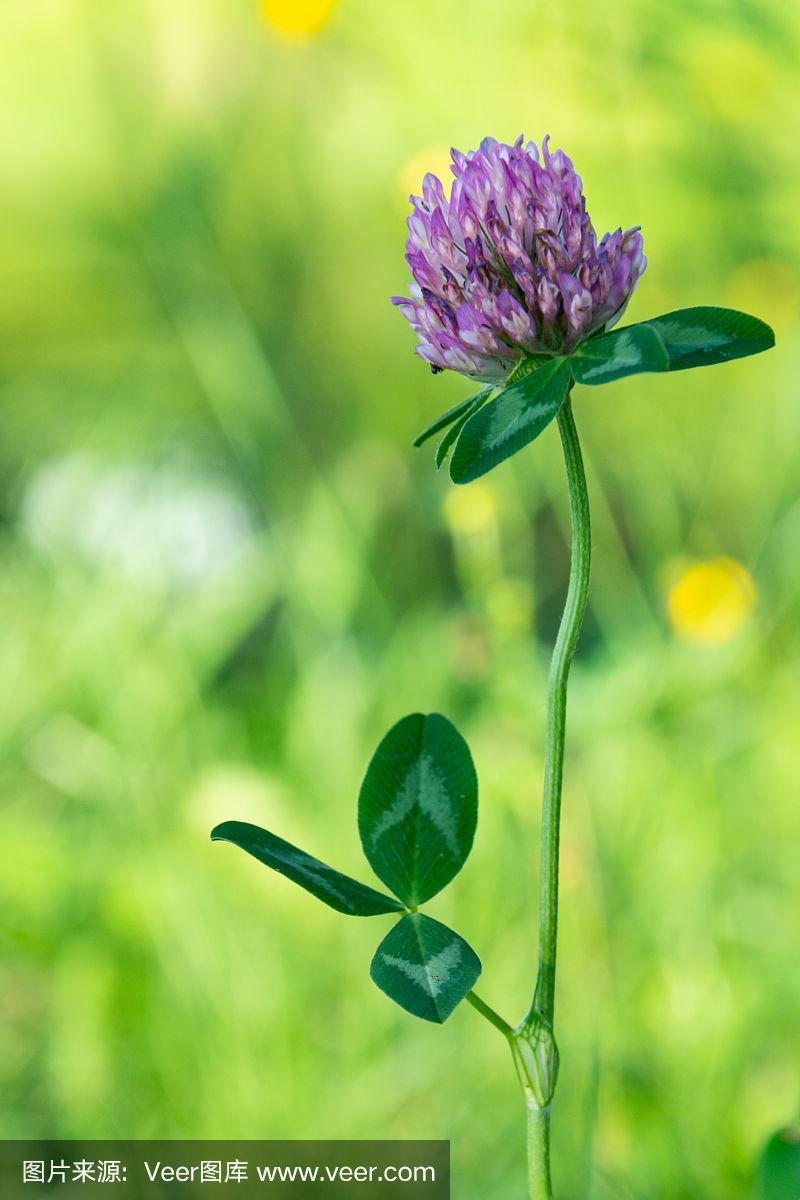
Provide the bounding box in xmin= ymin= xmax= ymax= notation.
xmin=1 ymin=1 xmax=799 ymax=1197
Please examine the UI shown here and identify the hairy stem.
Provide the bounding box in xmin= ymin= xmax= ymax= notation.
xmin=523 ymin=394 xmax=592 ymax=1197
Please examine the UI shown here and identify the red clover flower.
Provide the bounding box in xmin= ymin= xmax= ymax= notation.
xmin=393 ymin=135 xmax=646 ymax=381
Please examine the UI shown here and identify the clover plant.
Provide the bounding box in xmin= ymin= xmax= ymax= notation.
xmin=213 ymin=134 xmax=774 ymax=1199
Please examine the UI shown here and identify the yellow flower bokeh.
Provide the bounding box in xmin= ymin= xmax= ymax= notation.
xmin=443 ymin=480 xmax=498 ymax=537
xmin=485 ymin=577 xmax=532 ymax=637
xmin=260 ymin=0 xmax=337 ymax=39
xmin=667 ymin=558 xmax=757 ymax=644
xmin=726 ymin=258 xmax=800 ymax=336
xmin=396 ymin=146 xmax=454 ymax=204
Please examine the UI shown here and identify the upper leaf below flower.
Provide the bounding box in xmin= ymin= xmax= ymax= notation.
xmin=641 ymin=306 xmax=775 ymax=370
xmin=571 ymin=324 xmax=669 ymax=385
xmin=411 ymin=302 xmax=773 ymax=482
xmin=412 ymin=386 xmax=493 ymax=447
xmin=449 ymin=358 xmax=572 ymax=484
xmin=571 ymin=305 xmax=774 ymax=385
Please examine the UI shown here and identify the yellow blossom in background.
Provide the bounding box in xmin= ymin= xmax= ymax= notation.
xmin=485 ymin=577 xmax=532 ymax=637
xmin=726 ymin=258 xmax=800 ymax=336
xmin=260 ymin=0 xmax=337 ymax=39
xmin=397 ymin=146 xmax=453 ymax=203
xmin=667 ymin=558 xmax=757 ymax=644
xmin=443 ymin=480 xmax=498 ymax=537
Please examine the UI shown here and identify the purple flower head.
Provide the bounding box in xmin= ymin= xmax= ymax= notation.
xmin=392 ymin=136 xmax=646 ymax=382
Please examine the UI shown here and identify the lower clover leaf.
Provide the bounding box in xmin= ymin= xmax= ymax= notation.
xmin=358 ymin=712 xmax=478 ymax=908
xmin=211 ymin=821 xmax=402 ymax=916
xmin=370 ymin=913 xmax=482 ymax=1024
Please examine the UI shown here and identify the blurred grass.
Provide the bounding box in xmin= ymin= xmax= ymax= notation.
xmin=1 ymin=1 xmax=799 ymax=1197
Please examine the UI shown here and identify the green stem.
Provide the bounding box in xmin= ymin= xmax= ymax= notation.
xmin=466 ymin=990 xmax=514 ymax=1040
xmin=466 ymin=396 xmax=591 ymax=1200
xmin=467 ymin=993 xmax=556 ymax=1200
xmin=529 ymin=393 xmax=592 ymax=1028
xmin=526 ymin=1102 xmax=553 ymax=1200
xmin=522 ymin=394 xmax=592 ymax=1199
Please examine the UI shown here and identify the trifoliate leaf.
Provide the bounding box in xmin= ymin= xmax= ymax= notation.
xmin=570 ymin=323 xmax=669 ymax=385
xmin=370 ymin=912 xmax=481 ymax=1023
xmin=412 ymin=387 xmax=493 ymax=448
xmin=449 ymin=357 xmax=572 ymax=483
xmin=435 ymin=393 xmax=488 ymax=469
xmin=211 ymin=821 xmax=403 ymax=916
xmin=358 ymin=712 xmax=477 ymax=908
xmin=642 ymin=306 xmax=775 ymax=370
